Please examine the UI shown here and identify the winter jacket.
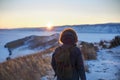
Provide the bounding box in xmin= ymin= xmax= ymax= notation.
xmin=51 ymin=45 xmax=86 ymax=80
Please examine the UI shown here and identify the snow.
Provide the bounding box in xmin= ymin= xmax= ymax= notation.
xmin=86 ymin=48 xmax=120 ymax=80
xmin=0 ymin=30 xmax=58 ymax=63
xmin=77 ymin=33 xmax=120 ymax=42
xmin=110 ymin=46 xmax=120 ymax=55
xmin=0 ymin=30 xmax=57 ymax=46
xmin=0 ymin=32 xmax=117 ymax=62
xmin=54 ymin=23 xmax=120 ymax=33
xmin=0 ymin=28 xmax=120 ymax=80
xmin=10 ymin=46 xmax=37 ymax=58
xmin=0 ymin=46 xmax=9 ymax=63
xmin=0 ymin=30 xmax=119 ymax=63
xmin=41 ymin=46 xmax=120 ymax=80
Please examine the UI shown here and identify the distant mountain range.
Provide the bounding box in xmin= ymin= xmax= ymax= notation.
xmin=1 ymin=23 xmax=120 ymax=33
xmin=53 ymin=23 xmax=120 ymax=33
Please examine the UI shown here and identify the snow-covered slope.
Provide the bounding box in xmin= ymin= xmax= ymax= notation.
xmin=5 ymin=33 xmax=59 ymax=50
xmin=0 ymin=24 xmax=120 ymax=80
xmin=54 ymin=23 xmax=120 ymax=33
xmin=0 ymin=31 xmax=119 ymax=63
xmin=0 ymin=33 xmax=59 ymax=63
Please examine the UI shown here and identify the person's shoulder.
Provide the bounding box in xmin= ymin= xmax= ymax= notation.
xmin=71 ymin=46 xmax=81 ymax=55
xmin=53 ymin=46 xmax=61 ymax=53
xmin=52 ymin=46 xmax=62 ymax=57
xmin=55 ymin=46 xmax=61 ymax=51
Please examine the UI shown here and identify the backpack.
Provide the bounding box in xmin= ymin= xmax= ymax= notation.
xmin=54 ymin=46 xmax=73 ymax=79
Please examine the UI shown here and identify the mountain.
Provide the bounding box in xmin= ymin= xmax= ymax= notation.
xmin=53 ymin=23 xmax=120 ymax=33
xmin=1 ymin=23 xmax=120 ymax=33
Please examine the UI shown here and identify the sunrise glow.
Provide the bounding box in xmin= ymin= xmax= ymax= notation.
xmin=0 ymin=0 xmax=120 ymax=29
xmin=46 ymin=22 xmax=53 ymax=30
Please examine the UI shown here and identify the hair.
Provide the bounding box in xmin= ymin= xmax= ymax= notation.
xmin=59 ymin=28 xmax=78 ymax=44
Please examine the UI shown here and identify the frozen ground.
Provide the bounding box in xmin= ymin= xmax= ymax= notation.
xmin=0 ymin=30 xmax=119 ymax=62
xmin=0 ymin=30 xmax=120 ymax=80
xmin=0 ymin=30 xmax=119 ymax=63
xmin=0 ymin=30 xmax=57 ymax=63
xmin=41 ymin=46 xmax=120 ymax=80
xmin=86 ymin=46 xmax=120 ymax=80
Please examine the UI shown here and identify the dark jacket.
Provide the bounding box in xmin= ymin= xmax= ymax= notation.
xmin=51 ymin=45 xmax=86 ymax=80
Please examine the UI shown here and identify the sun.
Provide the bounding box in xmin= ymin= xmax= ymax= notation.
xmin=46 ymin=22 xmax=53 ymax=30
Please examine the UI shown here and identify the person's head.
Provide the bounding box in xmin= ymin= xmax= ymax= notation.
xmin=59 ymin=28 xmax=78 ymax=45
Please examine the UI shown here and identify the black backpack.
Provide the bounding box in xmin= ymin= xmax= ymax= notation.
xmin=54 ymin=46 xmax=73 ymax=79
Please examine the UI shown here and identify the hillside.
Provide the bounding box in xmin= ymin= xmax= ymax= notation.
xmin=0 ymin=31 xmax=120 ymax=80
xmin=4 ymin=34 xmax=59 ymax=60
xmin=0 ymin=23 xmax=120 ymax=80
xmin=53 ymin=23 xmax=120 ymax=33
xmin=0 ymin=46 xmax=56 ymax=80
xmin=1 ymin=41 xmax=120 ymax=80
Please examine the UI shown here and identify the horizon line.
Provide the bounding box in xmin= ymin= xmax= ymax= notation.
xmin=0 ymin=22 xmax=120 ymax=29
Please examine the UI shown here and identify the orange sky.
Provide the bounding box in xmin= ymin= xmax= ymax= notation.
xmin=0 ymin=0 xmax=120 ymax=29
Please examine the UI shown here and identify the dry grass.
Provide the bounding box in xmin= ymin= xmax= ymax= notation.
xmin=0 ymin=46 xmax=57 ymax=80
xmin=80 ymin=42 xmax=97 ymax=60
xmin=0 ymin=43 xmax=95 ymax=80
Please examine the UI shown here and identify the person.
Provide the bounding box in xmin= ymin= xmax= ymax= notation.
xmin=51 ymin=28 xmax=86 ymax=80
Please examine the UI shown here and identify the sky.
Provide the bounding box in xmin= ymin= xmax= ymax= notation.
xmin=0 ymin=0 xmax=120 ymax=29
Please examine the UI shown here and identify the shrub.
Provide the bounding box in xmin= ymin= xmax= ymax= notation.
xmin=80 ymin=42 xmax=97 ymax=60
xmin=109 ymin=36 xmax=120 ymax=48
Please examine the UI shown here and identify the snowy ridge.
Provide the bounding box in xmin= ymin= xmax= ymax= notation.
xmin=5 ymin=33 xmax=59 ymax=50
xmin=0 ymin=34 xmax=59 ymax=63
xmin=54 ymin=23 xmax=120 ymax=33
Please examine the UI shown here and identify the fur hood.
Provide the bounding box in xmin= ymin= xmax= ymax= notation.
xmin=59 ymin=28 xmax=78 ymax=45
